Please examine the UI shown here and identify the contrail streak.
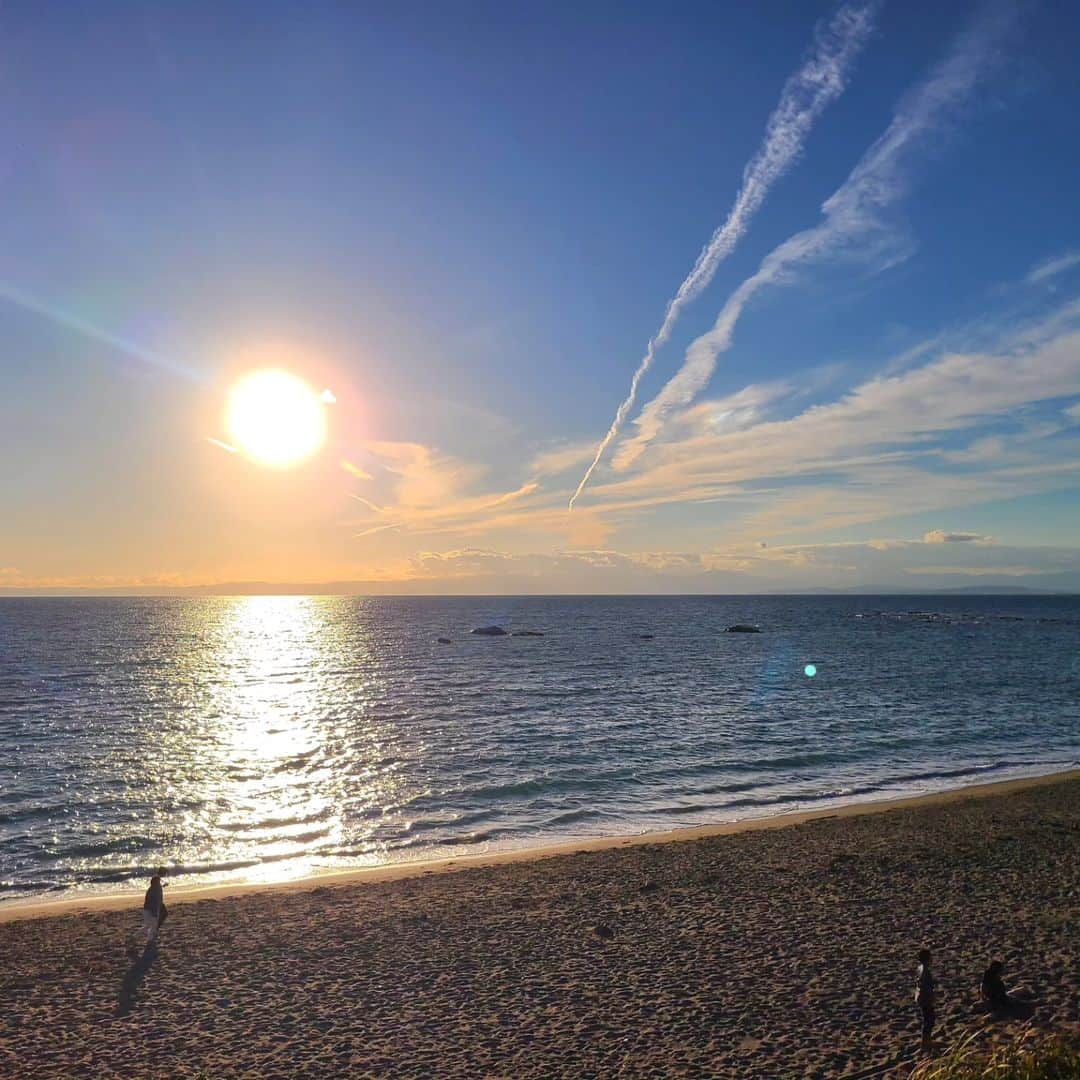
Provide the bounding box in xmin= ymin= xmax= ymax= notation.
xmin=354 ymin=523 xmax=400 ymax=539
xmin=569 ymin=0 xmax=879 ymax=509
xmin=341 ymin=460 xmax=374 ymax=480
xmin=615 ymin=1 xmax=1017 ymax=470
xmin=348 ymin=493 xmax=387 ymax=514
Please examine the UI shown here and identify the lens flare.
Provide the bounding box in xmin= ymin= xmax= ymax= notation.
xmin=804 ymin=664 xmax=818 ymax=678
xmin=226 ymin=370 xmax=327 ymax=468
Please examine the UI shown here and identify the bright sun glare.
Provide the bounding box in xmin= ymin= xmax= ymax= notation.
xmin=226 ymin=369 xmax=327 ymax=468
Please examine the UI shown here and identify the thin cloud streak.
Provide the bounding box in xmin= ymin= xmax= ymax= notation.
xmin=617 ymin=1 xmax=1018 ymax=469
xmin=353 ymin=523 xmax=401 ymax=539
xmin=1027 ymin=250 xmax=1080 ymax=284
xmin=348 ymin=493 xmax=387 ymax=514
xmin=568 ymin=0 xmax=880 ymax=509
xmin=341 ymin=460 xmax=374 ymax=481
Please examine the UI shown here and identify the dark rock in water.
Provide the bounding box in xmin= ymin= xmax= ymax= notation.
xmin=726 ymin=624 xmax=762 ymax=633
xmin=594 ymin=923 xmax=615 ymax=940
xmin=511 ymin=630 xmax=545 ymax=637
xmin=471 ymin=625 xmax=508 ymax=636
xmin=638 ymin=633 xmax=655 ymax=640
xmin=437 ymin=637 xmax=452 ymax=644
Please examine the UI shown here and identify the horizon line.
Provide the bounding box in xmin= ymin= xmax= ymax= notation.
xmin=0 ymin=586 xmax=1073 ymax=599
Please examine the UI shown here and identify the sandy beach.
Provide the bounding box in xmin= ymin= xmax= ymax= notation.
xmin=2 ymin=772 xmax=1077 ymax=1078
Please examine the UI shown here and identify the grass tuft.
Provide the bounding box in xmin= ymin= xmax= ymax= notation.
xmin=910 ymin=1026 xmax=1080 ymax=1079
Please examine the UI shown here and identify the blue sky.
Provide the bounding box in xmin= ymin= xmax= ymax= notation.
xmin=2 ymin=0 xmax=1079 ymax=592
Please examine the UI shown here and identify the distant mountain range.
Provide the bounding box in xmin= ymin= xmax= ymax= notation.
xmin=781 ymin=584 xmax=1064 ymax=596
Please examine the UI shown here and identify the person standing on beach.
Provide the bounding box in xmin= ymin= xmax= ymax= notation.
xmin=915 ymin=947 xmax=936 ymax=1054
xmin=142 ymin=875 xmax=165 ymax=945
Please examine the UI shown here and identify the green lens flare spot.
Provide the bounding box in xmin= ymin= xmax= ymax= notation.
xmin=804 ymin=664 xmax=817 ymax=677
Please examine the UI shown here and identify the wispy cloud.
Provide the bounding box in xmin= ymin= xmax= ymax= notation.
xmin=348 ymin=493 xmax=387 ymax=514
xmin=616 ymin=1 xmax=1018 ymax=469
xmin=674 ymin=381 xmax=795 ymax=434
xmin=341 ymin=459 xmax=373 ymax=481
xmin=486 ymin=481 xmax=540 ymax=508
xmin=359 ymin=440 xmax=487 ymax=509
xmin=353 ymin=522 xmax=400 ymax=539
xmin=342 ymin=441 xmax=548 ymax=541
xmin=1027 ymin=250 xmax=1080 ymax=284
xmin=376 ymin=538 xmax=1080 ymax=592
xmin=563 ymin=298 xmax=1080 ymax=540
xmin=569 ymin=0 xmax=880 ymax=508
xmin=529 ymin=442 xmax=598 ymax=477
xmin=8 ymin=536 xmax=1077 ymax=592
xmin=334 ymin=295 xmax=1079 ymax=560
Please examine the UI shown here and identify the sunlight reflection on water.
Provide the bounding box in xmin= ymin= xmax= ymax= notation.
xmin=173 ymin=597 xmax=418 ymax=884
xmin=199 ymin=597 xmax=345 ymax=882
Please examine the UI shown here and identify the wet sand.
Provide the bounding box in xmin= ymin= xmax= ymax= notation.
xmin=2 ymin=773 xmax=1077 ymax=1078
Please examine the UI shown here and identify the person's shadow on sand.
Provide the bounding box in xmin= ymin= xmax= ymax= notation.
xmin=116 ymin=942 xmax=157 ymax=1017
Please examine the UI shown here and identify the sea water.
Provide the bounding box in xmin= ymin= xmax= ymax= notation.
xmin=1 ymin=594 xmax=1077 ymax=900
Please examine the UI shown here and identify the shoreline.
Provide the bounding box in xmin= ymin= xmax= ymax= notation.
xmin=4 ymin=764 xmax=1076 ymax=925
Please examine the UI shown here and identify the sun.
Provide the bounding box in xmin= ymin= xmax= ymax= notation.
xmin=226 ymin=369 xmax=327 ymax=468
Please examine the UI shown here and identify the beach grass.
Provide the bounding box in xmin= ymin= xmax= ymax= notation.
xmin=911 ymin=1026 xmax=1080 ymax=1079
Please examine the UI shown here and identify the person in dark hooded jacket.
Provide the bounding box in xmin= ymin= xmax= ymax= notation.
xmin=981 ymin=960 xmax=1034 ymax=1018
xmin=915 ymin=948 xmax=936 ymax=1054
xmin=142 ymin=875 xmax=166 ymax=944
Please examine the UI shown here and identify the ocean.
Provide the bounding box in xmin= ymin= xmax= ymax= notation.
xmin=1 ymin=594 xmax=1077 ymax=901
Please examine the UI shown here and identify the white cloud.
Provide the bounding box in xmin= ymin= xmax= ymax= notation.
xmin=383 ymin=537 xmax=1080 ymax=593
xmin=616 ymin=2 xmax=1018 ymax=468
xmin=550 ymin=302 xmax=1080 ymax=543
xmin=1027 ymin=250 xmax=1080 ymax=284
xmin=328 ymin=298 xmax=1080 ymax=570
xmin=570 ymin=0 xmax=879 ymax=507
xmin=353 ymin=523 xmax=400 ymax=539
xmin=529 ymin=442 xmax=598 ymax=476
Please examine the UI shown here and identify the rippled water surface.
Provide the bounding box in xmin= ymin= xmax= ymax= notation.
xmin=1 ymin=595 xmax=1077 ymax=899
